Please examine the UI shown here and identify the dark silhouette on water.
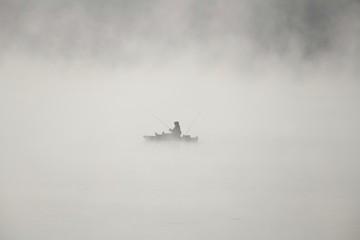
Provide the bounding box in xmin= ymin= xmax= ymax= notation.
xmin=144 ymin=121 xmax=198 ymax=142
xmin=169 ymin=121 xmax=182 ymax=138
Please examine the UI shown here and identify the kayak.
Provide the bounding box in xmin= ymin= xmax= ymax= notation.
xmin=143 ymin=133 xmax=198 ymax=142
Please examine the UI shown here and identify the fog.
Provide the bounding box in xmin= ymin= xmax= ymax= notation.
xmin=1 ymin=1 xmax=360 ymax=240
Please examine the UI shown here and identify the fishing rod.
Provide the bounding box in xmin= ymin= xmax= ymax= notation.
xmin=147 ymin=111 xmax=170 ymax=129
xmin=185 ymin=111 xmax=201 ymax=135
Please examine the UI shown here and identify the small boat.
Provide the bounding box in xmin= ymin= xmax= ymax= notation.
xmin=143 ymin=133 xmax=198 ymax=142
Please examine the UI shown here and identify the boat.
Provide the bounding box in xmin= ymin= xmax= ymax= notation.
xmin=143 ymin=133 xmax=198 ymax=142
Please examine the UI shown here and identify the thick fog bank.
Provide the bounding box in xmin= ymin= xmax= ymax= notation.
xmin=1 ymin=0 xmax=360 ymax=68
xmin=1 ymin=57 xmax=360 ymax=240
xmin=1 ymin=0 xmax=360 ymax=240
xmin=1 ymin=56 xmax=359 ymax=140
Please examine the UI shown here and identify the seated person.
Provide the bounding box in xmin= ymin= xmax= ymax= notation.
xmin=169 ymin=121 xmax=182 ymax=137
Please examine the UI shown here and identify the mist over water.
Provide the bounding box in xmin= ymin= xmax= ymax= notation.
xmin=1 ymin=1 xmax=360 ymax=240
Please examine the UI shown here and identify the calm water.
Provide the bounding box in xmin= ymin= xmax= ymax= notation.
xmin=1 ymin=135 xmax=359 ymax=240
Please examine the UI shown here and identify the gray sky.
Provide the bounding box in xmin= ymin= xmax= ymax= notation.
xmin=1 ymin=0 xmax=360 ymax=138
xmin=1 ymin=0 xmax=359 ymax=70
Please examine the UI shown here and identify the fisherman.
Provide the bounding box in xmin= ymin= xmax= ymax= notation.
xmin=169 ymin=121 xmax=182 ymax=138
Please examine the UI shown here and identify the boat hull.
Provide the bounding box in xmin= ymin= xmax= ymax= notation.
xmin=143 ymin=134 xmax=198 ymax=142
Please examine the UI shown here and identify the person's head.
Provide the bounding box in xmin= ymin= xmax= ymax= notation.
xmin=174 ymin=121 xmax=179 ymax=126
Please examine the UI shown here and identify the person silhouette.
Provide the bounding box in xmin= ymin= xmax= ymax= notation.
xmin=169 ymin=121 xmax=182 ymax=138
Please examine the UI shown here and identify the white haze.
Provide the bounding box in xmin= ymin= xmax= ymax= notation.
xmin=1 ymin=0 xmax=360 ymax=240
